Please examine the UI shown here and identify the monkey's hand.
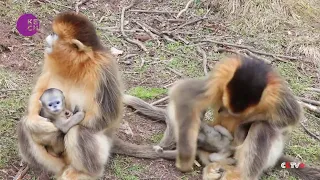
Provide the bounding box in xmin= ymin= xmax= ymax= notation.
xmin=58 ymin=111 xmax=85 ymax=133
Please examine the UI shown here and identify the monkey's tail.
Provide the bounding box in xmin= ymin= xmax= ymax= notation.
xmin=276 ymin=155 xmax=320 ymax=180
xmin=123 ymin=94 xmax=167 ymax=121
xmin=111 ymin=136 xmax=176 ymax=160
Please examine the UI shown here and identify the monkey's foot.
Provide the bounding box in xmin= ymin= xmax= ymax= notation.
xmin=203 ymin=162 xmax=240 ymax=180
xmin=153 ymin=145 xmax=163 ymax=153
xmin=203 ymin=162 xmax=223 ymax=180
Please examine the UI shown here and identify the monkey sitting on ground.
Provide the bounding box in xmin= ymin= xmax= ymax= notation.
xmin=167 ymin=55 xmax=320 ymax=179
xmin=17 ymin=11 xmax=123 ymax=179
xmin=37 ymin=88 xmax=85 ymax=156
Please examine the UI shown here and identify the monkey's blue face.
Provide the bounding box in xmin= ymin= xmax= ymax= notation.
xmin=46 ymin=98 xmax=63 ymax=114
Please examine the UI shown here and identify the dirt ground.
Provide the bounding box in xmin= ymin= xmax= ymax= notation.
xmin=0 ymin=0 xmax=319 ymax=180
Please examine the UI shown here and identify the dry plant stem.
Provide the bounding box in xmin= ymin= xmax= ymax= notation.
xmin=300 ymin=122 xmax=320 ymax=142
xmin=298 ymin=101 xmax=320 ymax=114
xmin=196 ymin=46 xmax=208 ymax=75
xmin=306 ymin=88 xmax=320 ymax=93
xmin=121 ymin=1 xmax=148 ymax=52
xmin=298 ymin=97 xmax=320 ymax=106
xmin=44 ymin=0 xmax=72 ymax=9
xmin=151 ymin=96 xmax=169 ymax=106
xmin=202 ymin=39 xmax=298 ymax=60
xmin=134 ymin=21 xmax=161 ymax=45
xmin=13 ymin=166 xmax=29 ymax=180
xmin=165 ymin=67 xmax=185 ymax=77
xmin=176 ymin=0 xmax=194 ymax=18
xmin=163 ymin=82 xmax=175 ymax=88
xmin=161 ymin=49 xmax=194 ymax=59
xmin=129 ymin=9 xmax=179 ymax=14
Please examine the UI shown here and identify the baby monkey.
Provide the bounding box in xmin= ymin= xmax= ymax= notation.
xmin=38 ymin=88 xmax=85 ymax=155
xmin=39 ymin=88 xmax=85 ymax=133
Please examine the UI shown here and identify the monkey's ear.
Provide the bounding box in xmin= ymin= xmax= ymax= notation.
xmin=71 ymin=39 xmax=91 ymax=52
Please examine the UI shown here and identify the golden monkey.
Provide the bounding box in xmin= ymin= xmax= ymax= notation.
xmin=37 ymin=88 xmax=85 ymax=156
xmin=17 ymin=11 xmax=122 ymax=179
xmin=167 ymin=55 xmax=320 ymax=179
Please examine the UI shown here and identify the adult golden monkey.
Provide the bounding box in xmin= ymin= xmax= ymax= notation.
xmin=17 ymin=11 xmax=122 ymax=179
xmin=167 ymin=55 xmax=320 ymax=180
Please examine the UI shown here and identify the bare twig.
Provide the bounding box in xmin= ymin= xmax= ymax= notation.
xmin=128 ymin=9 xmax=178 ymax=14
xmin=201 ymin=39 xmax=298 ymax=60
xmin=298 ymin=97 xmax=320 ymax=106
xmin=97 ymin=27 xmax=144 ymax=33
xmin=14 ymin=166 xmax=29 ymax=180
xmin=151 ymin=96 xmax=169 ymax=106
xmin=75 ymin=0 xmax=89 ymax=14
xmin=168 ymin=19 xmax=186 ymax=23
xmin=0 ymin=89 xmax=20 ymax=92
xmin=163 ymin=82 xmax=175 ymax=88
xmin=121 ymin=1 xmax=147 ymax=52
xmin=306 ymin=88 xmax=320 ymax=93
xmin=134 ymin=21 xmax=161 ymax=45
xmin=298 ymin=101 xmax=320 ymax=114
xmin=165 ymin=67 xmax=185 ymax=77
xmin=241 ymin=49 xmax=272 ymax=64
xmin=140 ymin=58 xmax=145 ymax=68
xmin=172 ymin=34 xmax=189 ymax=44
xmin=176 ymin=0 xmax=194 ymax=18
xmin=168 ymin=17 xmax=207 ymax=32
xmin=196 ymin=46 xmax=208 ymax=75
xmin=300 ymin=122 xmax=320 ymax=142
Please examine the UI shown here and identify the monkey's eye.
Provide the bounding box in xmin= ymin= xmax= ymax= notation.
xmin=48 ymin=103 xmax=53 ymax=107
xmin=57 ymin=101 xmax=60 ymax=104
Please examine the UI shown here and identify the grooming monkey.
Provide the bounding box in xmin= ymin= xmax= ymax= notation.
xmin=37 ymin=88 xmax=85 ymax=156
xmin=167 ymin=55 xmax=320 ymax=179
xmin=113 ymin=94 xmax=235 ymax=165
xmin=17 ymin=11 xmax=122 ymax=179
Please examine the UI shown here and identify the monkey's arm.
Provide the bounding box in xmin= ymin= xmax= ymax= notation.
xmin=26 ymin=72 xmax=59 ymax=134
xmin=56 ymin=111 xmax=85 ymax=133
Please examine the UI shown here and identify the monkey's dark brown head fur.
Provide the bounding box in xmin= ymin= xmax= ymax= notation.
xmin=53 ymin=11 xmax=103 ymax=50
xmin=225 ymin=57 xmax=272 ymax=114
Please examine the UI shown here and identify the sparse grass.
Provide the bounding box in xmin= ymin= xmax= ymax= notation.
xmin=0 ymin=69 xmax=29 ymax=168
xmin=111 ymin=155 xmax=145 ymax=180
xmin=127 ymin=86 xmax=167 ymax=100
xmin=150 ymin=133 xmax=163 ymax=143
xmin=276 ymin=62 xmax=312 ymax=96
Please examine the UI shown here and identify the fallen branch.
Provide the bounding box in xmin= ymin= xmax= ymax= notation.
xmin=13 ymin=166 xmax=29 ymax=180
xmin=168 ymin=17 xmax=207 ymax=32
xmin=129 ymin=9 xmax=178 ymax=14
xmin=176 ymin=0 xmax=194 ymax=18
xmin=163 ymin=82 xmax=175 ymax=88
xmin=75 ymin=0 xmax=89 ymax=14
xmin=120 ymin=1 xmax=147 ymax=52
xmin=241 ymin=49 xmax=272 ymax=64
xmin=298 ymin=97 xmax=320 ymax=106
xmin=134 ymin=21 xmax=161 ymax=45
xmin=196 ymin=46 xmax=208 ymax=75
xmin=172 ymin=34 xmax=189 ymax=44
xmin=151 ymin=96 xmax=169 ymax=106
xmin=306 ymin=88 xmax=320 ymax=93
xmin=300 ymin=122 xmax=320 ymax=142
xmin=298 ymin=101 xmax=320 ymax=114
xmin=201 ymin=39 xmax=298 ymax=60
xmin=44 ymin=0 xmax=72 ymax=9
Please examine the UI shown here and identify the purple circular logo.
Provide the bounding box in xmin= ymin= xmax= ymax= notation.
xmin=16 ymin=14 xmax=40 ymax=36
